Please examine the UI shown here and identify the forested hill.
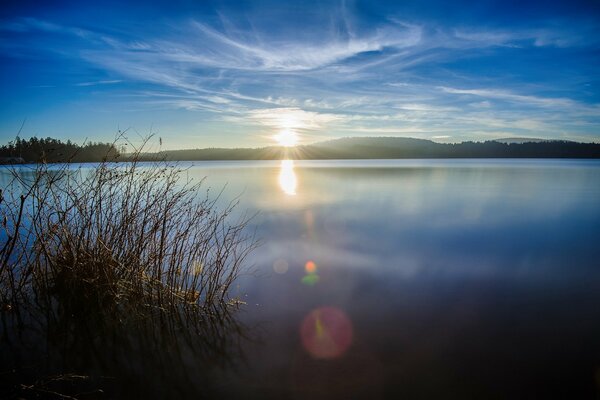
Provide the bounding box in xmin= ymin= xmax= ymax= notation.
xmin=299 ymin=137 xmax=600 ymax=159
xmin=141 ymin=137 xmax=600 ymax=161
xmin=0 ymin=137 xmax=120 ymax=163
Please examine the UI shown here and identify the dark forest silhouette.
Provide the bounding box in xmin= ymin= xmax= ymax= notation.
xmin=143 ymin=137 xmax=600 ymax=161
xmin=0 ymin=137 xmax=119 ymax=163
xmin=1 ymin=136 xmax=599 ymax=163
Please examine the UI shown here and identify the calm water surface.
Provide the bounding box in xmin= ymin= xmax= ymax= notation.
xmin=179 ymin=159 xmax=600 ymax=399
xmin=3 ymin=159 xmax=600 ymax=398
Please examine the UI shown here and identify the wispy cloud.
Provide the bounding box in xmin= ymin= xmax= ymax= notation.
xmin=0 ymin=17 xmax=92 ymax=38
xmin=438 ymin=87 xmax=575 ymax=108
xmin=188 ymin=20 xmax=422 ymax=71
xmin=0 ymin=3 xmax=598 ymax=146
xmin=453 ymin=26 xmax=598 ymax=48
xmin=75 ymin=79 xmax=122 ymax=87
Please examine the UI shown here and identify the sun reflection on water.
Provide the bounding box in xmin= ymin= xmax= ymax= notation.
xmin=278 ymin=159 xmax=297 ymax=195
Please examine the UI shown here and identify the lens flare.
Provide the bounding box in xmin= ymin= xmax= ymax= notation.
xmin=302 ymin=260 xmax=319 ymax=285
xmin=300 ymin=307 xmax=353 ymax=359
xmin=273 ymin=258 xmax=289 ymax=274
xmin=301 ymin=273 xmax=319 ymax=286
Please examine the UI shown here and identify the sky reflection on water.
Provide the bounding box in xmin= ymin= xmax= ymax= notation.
xmin=187 ymin=159 xmax=600 ymax=399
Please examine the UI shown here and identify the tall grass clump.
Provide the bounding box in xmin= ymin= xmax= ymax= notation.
xmin=0 ymin=137 xmax=256 ymax=322
xmin=1 ymin=137 xmax=257 ymax=396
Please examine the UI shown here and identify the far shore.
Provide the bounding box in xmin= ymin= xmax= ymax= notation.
xmin=2 ymin=136 xmax=600 ymax=164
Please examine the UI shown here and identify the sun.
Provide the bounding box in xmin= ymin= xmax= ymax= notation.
xmin=274 ymin=129 xmax=298 ymax=147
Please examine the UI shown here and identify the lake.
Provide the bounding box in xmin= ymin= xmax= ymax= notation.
xmin=2 ymin=159 xmax=600 ymax=398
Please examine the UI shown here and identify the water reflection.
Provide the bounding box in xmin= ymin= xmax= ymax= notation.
xmin=1 ymin=297 xmax=250 ymax=398
xmin=278 ymin=160 xmax=297 ymax=195
xmin=3 ymin=160 xmax=600 ymax=398
xmin=230 ymin=160 xmax=600 ymax=399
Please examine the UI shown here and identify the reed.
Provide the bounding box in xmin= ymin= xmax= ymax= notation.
xmin=0 ymin=135 xmax=257 ymax=322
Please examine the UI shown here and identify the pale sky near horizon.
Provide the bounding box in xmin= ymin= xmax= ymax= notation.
xmin=1 ymin=0 xmax=599 ymax=149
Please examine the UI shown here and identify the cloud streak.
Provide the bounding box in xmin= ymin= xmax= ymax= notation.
xmin=438 ymin=87 xmax=575 ymax=108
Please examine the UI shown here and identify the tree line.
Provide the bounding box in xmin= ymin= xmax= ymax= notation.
xmin=139 ymin=137 xmax=600 ymax=161
xmin=2 ymin=136 xmax=599 ymax=163
xmin=300 ymin=137 xmax=600 ymax=159
xmin=0 ymin=137 xmax=120 ymax=163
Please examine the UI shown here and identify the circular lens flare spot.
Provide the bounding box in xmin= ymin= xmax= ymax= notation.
xmin=301 ymin=307 xmax=353 ymax=359
xmin=305 ymin=261 xmax=317 ymax=274
xmin=273 ymin=258 xmax=289 ymax=274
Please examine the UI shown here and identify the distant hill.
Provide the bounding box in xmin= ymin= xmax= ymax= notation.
xmin=140 ymin=137 xmax=600 ymax=161
xmin=143 ymin=146 xmax=280 ymax=161
xmin=493 ymin=137 xmax=554 ymax=144
xmin=300 ymin=137 xmax=441 ymax=159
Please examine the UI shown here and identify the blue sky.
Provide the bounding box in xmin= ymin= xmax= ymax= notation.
xmin=1 ymin=0 xmax=599 ymax=149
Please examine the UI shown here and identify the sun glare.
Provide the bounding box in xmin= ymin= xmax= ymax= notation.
xmin=274 ymin=129 xmax=298 ymax=147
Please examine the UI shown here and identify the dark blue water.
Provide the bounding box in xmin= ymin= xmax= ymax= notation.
xmin=195 ymin=159 xmax=600 ymax=399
